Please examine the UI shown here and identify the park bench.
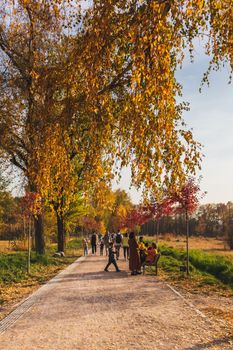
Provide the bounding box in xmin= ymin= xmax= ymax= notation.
xmin=142 ymin=253 xmax=161 ymax=276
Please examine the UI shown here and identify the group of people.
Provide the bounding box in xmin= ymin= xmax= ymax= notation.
xmin=123 ymin=232 xmax=158 ymax=275
xmin=82 ymin=231 xmax=129 ymax=258
xmin=82 ymin=231 xmax=158 ymax=276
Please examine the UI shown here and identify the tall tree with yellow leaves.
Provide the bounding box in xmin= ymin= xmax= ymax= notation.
xmin=1 ymin=0 xmax=232 ymax=251
xmin=69 ymin=0 xmax=232 ymax=195
xmin=0 ymin=0 xmax=66 ymax=253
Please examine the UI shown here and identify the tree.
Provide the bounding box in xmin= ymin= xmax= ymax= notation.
xmin=172 ymin=178 xmax=201 ymax=274
xmin=21 ymin=191 xmax=41 ymax=272
xmin=0 ymin=174 xmax=19 ymax=240
xmin=69 ymin=0 xmax=232 ymax=196
xmin=1 ymin=1 xmax=232 ymax=255
xmin=225 ymin=202 xmax=233 ymax=249
xmin=0 ymin=1 xmax=66 ymax=253
xmin=146 ymin=195 xmax=175 ymax=241
xmin=107 ymin=189 xmax=133 ymax=232
xmin=122 ymin=205 xmax=150 ymax=232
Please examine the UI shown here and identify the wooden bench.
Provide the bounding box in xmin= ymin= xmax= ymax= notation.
xmin=142 ymin=253 xmax=161 ymax=275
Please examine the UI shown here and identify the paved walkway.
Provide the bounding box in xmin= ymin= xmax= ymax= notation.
xmin=0 ymin=254 xmax=232 ymax=350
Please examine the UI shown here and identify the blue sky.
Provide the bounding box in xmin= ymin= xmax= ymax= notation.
xmin=113 ymin=43 xmax=233 ymax=204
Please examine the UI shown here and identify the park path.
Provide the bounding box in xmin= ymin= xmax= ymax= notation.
xmin=0 ymin=253 xmax=232 ymax=350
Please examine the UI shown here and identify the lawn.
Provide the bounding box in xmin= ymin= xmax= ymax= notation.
xmin=158 ymin=234 xmax=233 ymax=260
xmin=145 ymin=236 xmax=233 ymax=332
xmin=144 ymin=236 xmax=233 ymax=294
xmin=0 ymin=238 xmax=83 ymax=320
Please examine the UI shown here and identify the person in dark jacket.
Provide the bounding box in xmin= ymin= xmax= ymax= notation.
xmin=128 ymin=231 xmax=141 ymax=275
xmin=104 ymin=242 xmax=120 ymax=272
xmin=91 ymin=232 xmax=97 ymax=255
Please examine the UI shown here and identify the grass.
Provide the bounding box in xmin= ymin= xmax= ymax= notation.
xmin=158 ymin=234 xmax=233 ymax=260
xmin=160 ymin=245 xmax=233 ymax=289
xmin=0 ymin=251 xmax=75 ymax=284
xmin=189 ymin=250 xmax=233 ymax=287
xmin=66 ymin=238 xmax=83 ymax=250
xmin=152 ymin=240 xmax=233 ymax=332
xmin=0 ymin=238 xmax=83 ymax=318
xmin=0 ymin=238 xmax=83 ymax=284
xmin=144 ymin=238 xmax=233 ymax=291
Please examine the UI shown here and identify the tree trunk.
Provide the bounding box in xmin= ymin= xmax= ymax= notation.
xmin=156 ymin=220 xmax=160 ymax=243
xmin=56 ymin=213 xmax=65 ymax=252
xmin=28 ymin=216 xmax=31 ymax=274
xmin=29 ymin=182 xmax=45 ymax=255
xmin=33 ymin=214 xmax=45 ymax=254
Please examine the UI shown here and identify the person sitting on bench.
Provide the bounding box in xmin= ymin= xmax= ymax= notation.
xmin=145 ymin=242 xmax=158 ymax=264
xmin=138 ymin=236 xmax=147 ymax=264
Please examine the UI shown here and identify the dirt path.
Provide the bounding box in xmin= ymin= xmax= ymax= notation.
xmin=0 ymin=253 xmax=232 ymax=350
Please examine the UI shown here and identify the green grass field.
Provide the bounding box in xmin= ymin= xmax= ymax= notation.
xmin=158 ymin=245 xmax=233 ymax=290
xmin=0 ymin=238 xmax=83 ymax=313
xmin=0 ymin=238 xmax=83 ymax=284
xmin=143 ymin=238 xmax=233 ymax=291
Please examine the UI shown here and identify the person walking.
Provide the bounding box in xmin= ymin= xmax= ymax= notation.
xmin=104 ymin=242 xmax=120 ymax=272
xmin=103 ymin=232 xmax=110 ymax=256
xmin=128 ymin=231 xmax=141 ymax=275
xmin=99 ymin=237 xmax=104 ymax=256
xmin=91 ymin=232 xmax=97 ymax=255
xmin=114 ymin=231 xmax=122 ymax=259
xmin=82 ymin=237 xmax=89 ymax=256
xmin=122 ymin=232 xmax=129 ymax=260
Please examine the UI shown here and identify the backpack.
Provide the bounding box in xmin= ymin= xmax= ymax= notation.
xmin=115 ymin=233 xmax=122 ymax=244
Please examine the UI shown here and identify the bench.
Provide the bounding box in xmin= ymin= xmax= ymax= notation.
xmin=142 ymin=253 xmax=161 ymax=275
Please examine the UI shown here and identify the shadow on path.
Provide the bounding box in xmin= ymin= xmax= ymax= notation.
xmin=48 ymin=270 xmax=129 ymax=284
xmin=185 ymin=335 xmax=233 ymax=349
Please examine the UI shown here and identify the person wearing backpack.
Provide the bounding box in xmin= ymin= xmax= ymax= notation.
xmin=114 ymin=231 xmax=122 ymax=260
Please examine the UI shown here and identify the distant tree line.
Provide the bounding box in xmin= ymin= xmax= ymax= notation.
xmin=1 ymin=170 xmax=233 ymax=251
xmin=141 ymin=202 xmax=233 ymax=248
xmin=0 ymin=173 xmax=134 ymax=248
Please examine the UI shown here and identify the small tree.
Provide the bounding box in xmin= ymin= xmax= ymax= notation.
xmin=122 ymin=205 xmax=150 ymax=232
xmin=22 ymin=192 xmax=41 ymax=273
xmin=146 ymin=196 xmax=175 ymax=242
xmin=172 ymin=179 xmax=202 ymax=275
xmin=225 ymin=202 xmax=233 ymax=249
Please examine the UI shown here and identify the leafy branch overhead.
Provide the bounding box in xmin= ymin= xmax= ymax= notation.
xmin=0 ymin=0 xmax=232 ymax=201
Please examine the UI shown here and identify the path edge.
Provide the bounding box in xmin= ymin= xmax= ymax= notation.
xmin=0 ymin=254 xmax=87 ymax=335
xmin=166 ymin=283 xmax=209 ymax=319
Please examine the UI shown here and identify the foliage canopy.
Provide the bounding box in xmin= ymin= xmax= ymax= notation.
xmin=0 ymin=0 xmax=232 ymax=203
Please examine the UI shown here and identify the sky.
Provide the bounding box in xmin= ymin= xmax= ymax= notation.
xmin=113 ymin=42 xmax=233 ymax=205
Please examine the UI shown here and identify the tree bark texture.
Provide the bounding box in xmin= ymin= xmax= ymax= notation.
xmin=33 ymin=213 xmax=45 ymax=254
xmin=57 ymin=213 xmax=65 ymax=252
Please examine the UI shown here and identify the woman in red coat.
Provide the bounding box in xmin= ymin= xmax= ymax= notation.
xmin=128 ymin=232 xmax=141 ymax=275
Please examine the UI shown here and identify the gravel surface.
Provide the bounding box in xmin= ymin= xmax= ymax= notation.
xmin=0 ymin=253 xmax=232 ymax=350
